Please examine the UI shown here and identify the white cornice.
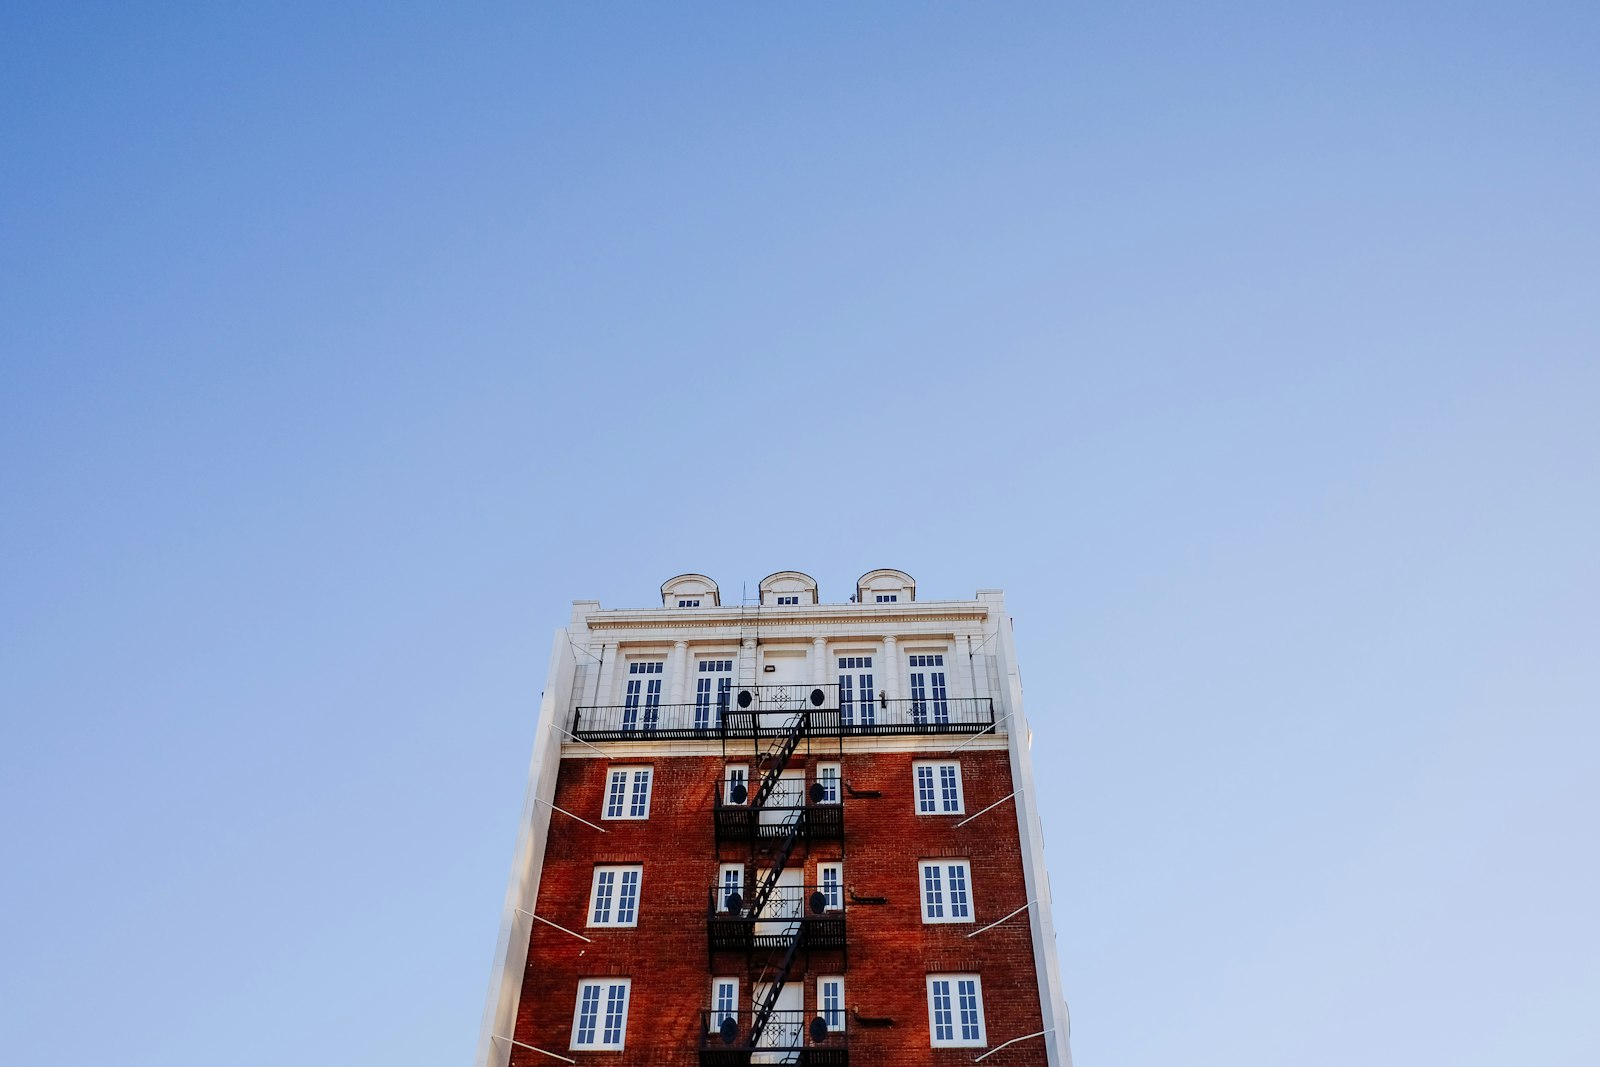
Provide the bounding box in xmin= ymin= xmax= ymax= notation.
xmin=581 ymin=600 xmax=990 ymax=632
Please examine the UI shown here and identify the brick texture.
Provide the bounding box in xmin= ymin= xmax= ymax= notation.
xmin=510 ymin=747 xmax=1047 ymax=1066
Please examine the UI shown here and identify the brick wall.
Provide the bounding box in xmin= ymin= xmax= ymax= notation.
xmin=510 ymin=746 xmax=1048 ymax=1066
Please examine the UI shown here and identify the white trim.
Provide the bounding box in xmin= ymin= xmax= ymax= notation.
xmin=601 ymin=766 xmax=653 ymax=820
xmin=927 ymin=973 xmax=987 ymax=1048
xmin=817 ymin=861 xmax=843 ymax=911
xmin=570 ymin=978 xmax=632 ymax=1050
xmin=587 ymin=865 xmax=643 ymax=928
xmin=919 ymin=859 xmax=975 ymax=924
xmin=914 ymin=760 xmax=966 ymax=815
xmin=818 ymin=975 xmax=845 ymax=1031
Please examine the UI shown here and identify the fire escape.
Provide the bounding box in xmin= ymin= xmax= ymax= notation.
xmin=704 ymin=684 xmax=848 ymax=1066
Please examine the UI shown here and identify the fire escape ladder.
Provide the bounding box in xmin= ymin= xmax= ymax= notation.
xmin=752 ymin=706 xmax=808 ymax=808
xmin=748 ymin=933 xmax=803 ymax=1049
xmin=747 ymin=822 xmax=800 ymax=916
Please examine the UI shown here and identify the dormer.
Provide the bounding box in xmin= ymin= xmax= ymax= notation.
xmin=660 ymin=573 xmax=720 ymax=608
xmin=759 ymin=570 xmax=819 ymax=607
xmin=856 ymin=568 xmax=915 ymax=604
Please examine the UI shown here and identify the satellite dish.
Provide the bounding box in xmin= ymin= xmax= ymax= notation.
xmin=724 ymin=890 xmax=743 ymax=913
xmin=808 ymin=782 xmax=826 ymax=804
xmin=720 ymin=1017 xmax=739 ymax=1044
xmin=809 ymin=688 xmax=825 ymax=707
xmin=809 ymin=890 xmax=827 ymax=915
xmin=730 ymin=783 xmax=748 ymax=805
xmin=809 ymin=1016 xmax=829 ymax=1043
xmin=737 ymin=689 xmax=754 ymax=709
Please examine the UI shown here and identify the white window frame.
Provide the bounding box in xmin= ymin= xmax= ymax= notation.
xmin=816 ymin=762 xmax=840 ymax=805
xmin=919 ymin=859 xmax=975 ymax=924
xmin=695 ymin=657 xmax=735 ymax=730
xmin=775 ymin=594 xmax=800 ymax=605
xmin=571 ymin=978 xmax=632 ymax=1050
xmin=718 ymin=863 xmax=745 ymax=911
xmin=926 ymin=974 xmax=986 ymax=1048
xmin=818 ymin=976 xmax=845 ymax=1032
xmin=913 ymin=760 xmax=965 ymax=815
xmin=587 ymin=865 xmax=642 ymax=928
xmin=678 ymin=598 xmax=701 ymax=607
xmin=603 ymin=766 xmax=653 ymax=820
xmin=875 ymin=593 xmax=898 ymax=602
xmin=712 ymin=977 xmax=739 ymax=1026
xmin=723 ymin=764 xmax=749 ymax=805
xmin=817 ymin=861 xmax=842 ymax=911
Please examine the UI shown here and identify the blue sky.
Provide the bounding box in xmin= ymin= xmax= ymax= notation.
xmin=2 ymin=3 xmax=1597 ymax=1064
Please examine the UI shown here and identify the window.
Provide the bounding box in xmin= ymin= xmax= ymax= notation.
xmin=588 ymin=866 xmax=642 ymax=927
xmin=914 ymin=761 xmax=964 ymax=814
xmin=818 ymin=976 xmax=845 ymax=1032
xmin=907 ymin=653 xmax=949 ymax=724
xmin=622 ymin=660 xmax=664 ymax=731
xmin=775 ymin=594 xmax=800 ymax=605
xmin=837 ymin=655 xmax=875 ymax=727
xmin=817 ymin=862 xmax=842 ymax=911
xmin=712 ymin=978 xmax=739 ymax=1027
xmin=718 ymin=863 xmax=744 ymax=911
xmin=919 ymin=860 xmax=974 ymax=923
xmin=926 ymin=974 xmax=985 ymax=1047
xmin=816 ymin=762 xmax=840 ymax=805
xmin=572 ymin=978 xmax=631 ymax=1050
xmin=875 ymin=593 xmax=898 ymax=602
xmin=695 ymin=659 xmax=734 ymax=730
xmin=678 ymin=598 xmax=701 ymax=607
xmin=723 ymin=765 xmax=748 ymax=805
xmin=603 ymin=767 xmax=653 ymax=820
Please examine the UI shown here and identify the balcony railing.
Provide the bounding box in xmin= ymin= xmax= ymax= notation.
xmin=570 ymin=689 xmax=995 ymax=742
xmin=699 ymin=1009 xmax=848 ymax=1066
xmin=713 ymin=784 xmax=844 ymax=844
xmin=838 ymin=696 xmax=995 ymax=736
xmin=706 ymin=884 xmax=847 ymax=953
xmin=571 ymin=684 xmax=839 ymax=742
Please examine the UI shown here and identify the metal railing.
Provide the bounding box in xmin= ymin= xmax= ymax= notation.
xmin=707 ymin=883 xmax=847 ymax=939
xmin=571 ymin=684 xmax=843 ymax=742
xmin=837 ymin=696 xmax=995 ymax=736
xmin=699 ymin=1009 xmax=848 ymax=1065
xmin=713 ymin=783 xmax=844 ymax=844
xmin=571 ymin=692 xmax=996 ymax=742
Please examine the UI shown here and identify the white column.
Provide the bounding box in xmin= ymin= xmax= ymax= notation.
xmin=579 ymin=637 xmax=606 ymax=707
xmin=970 ymin=631 xmax=993 ymax=702
xmin=738 ymin=637 xmax=759 ymax=688
xmin=954 ymin=634 xmax=974 ymax=699
xmin=668 ymin=640 xmax=689 ymax=705
xmin=881 ymin=634 xmax=901 ymax=702
xmin=593 ymin=640 xmax=620 ymax=706
xmin=812 ymin=637 xmax=828 ymax=685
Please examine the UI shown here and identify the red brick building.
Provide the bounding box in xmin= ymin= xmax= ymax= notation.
xmin=476 ymin=570 xmax=1072 ymax=1067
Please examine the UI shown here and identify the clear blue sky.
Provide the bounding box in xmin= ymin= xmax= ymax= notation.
xmin=2 ymin=3 xmax=1596 ymax=1064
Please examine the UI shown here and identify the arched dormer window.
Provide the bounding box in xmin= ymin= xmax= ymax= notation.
xmin=660 ymin=573 xmax=720 ymax=608
xmin=856 ymin=568 xmax=915 ymax=604
xmin=759 ymin=570 xmax=819 ymax=607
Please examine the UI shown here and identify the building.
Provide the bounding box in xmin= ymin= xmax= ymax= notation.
xmin=475 ymin=569 xmax=1072 ymax=1066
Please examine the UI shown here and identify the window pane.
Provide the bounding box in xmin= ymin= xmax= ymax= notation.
xmin=923 ymin=864 xmax=944 ymax=918
xmin=617 ymin=870 xmax=639 ymax=924
xmin=931 ymin=979 xmax=953 ymax=1041
xmin=958 ymin=979 xmax=981 ymax=1040
xmin=947 ymin=864 xmax=971 ymax=919
xmin=592 ymin=871 xmax=614 ymax=923
xmin=576 ymin=985 xmax=600 ymax=1045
